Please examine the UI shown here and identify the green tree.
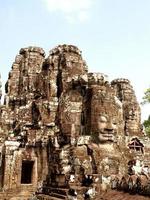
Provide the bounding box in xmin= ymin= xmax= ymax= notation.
xmin=143 ymin=115 xmax=150 ymax=137
xmin=142 ymin=87 xmax=150 ymax=137
xmin=142 ymin=88 xmax=150 ymax=105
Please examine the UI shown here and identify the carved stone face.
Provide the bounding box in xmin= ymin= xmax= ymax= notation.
xmin=90 ymin=86 xmax=123 ymax=144
xmin=97 ymin=115 xmax=118 ymax=143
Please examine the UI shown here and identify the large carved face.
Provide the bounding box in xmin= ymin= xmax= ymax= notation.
xmin=59 ymin=90 xmax=83 ymax=137
xmin=90 ymin=86 xmax=123 ymax=144
xmin=97 ymin=114 xmax=118 ymax=143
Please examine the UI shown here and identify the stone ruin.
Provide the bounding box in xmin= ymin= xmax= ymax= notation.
xmin=0 ymin=44 xmax=150 ymax=199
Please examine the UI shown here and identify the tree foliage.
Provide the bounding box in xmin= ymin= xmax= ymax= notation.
xmin=142 ymin=88 xmax=150 ymax=105
xmin=142 ymin=87 xmax=150 ymax=137
xmin=143 ymin=115 xmax=150 ymax=137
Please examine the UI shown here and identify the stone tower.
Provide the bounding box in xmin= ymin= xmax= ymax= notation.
xmin=111 ymin=79 xmax=141 ymax=136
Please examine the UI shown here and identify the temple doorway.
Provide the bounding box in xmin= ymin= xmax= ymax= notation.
xmin=21 ymin=160 xmax=34 ymax=184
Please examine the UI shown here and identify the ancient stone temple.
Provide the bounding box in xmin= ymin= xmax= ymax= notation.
xmin=0 ymin=45 xmax=150 ymax=200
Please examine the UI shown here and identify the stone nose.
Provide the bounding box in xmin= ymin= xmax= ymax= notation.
xmin=105 ymin=122 xmax=114 ymax=132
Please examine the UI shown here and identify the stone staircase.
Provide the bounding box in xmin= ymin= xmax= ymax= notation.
xmin=37 ymin=194 xmax=67 ymax=200
xmin=38 ymin=187 xmax=68 ymax=200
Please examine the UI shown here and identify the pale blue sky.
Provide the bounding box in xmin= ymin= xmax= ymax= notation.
xmin=0 ymin=0 xmax=150 ymax=120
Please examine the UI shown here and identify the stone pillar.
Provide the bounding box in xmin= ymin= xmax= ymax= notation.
xmin=3 ymin=141 xmax=20 ymax=189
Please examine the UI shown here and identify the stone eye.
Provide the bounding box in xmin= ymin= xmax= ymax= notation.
xmin=99 ymin=116 xmax=107 ymax=123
